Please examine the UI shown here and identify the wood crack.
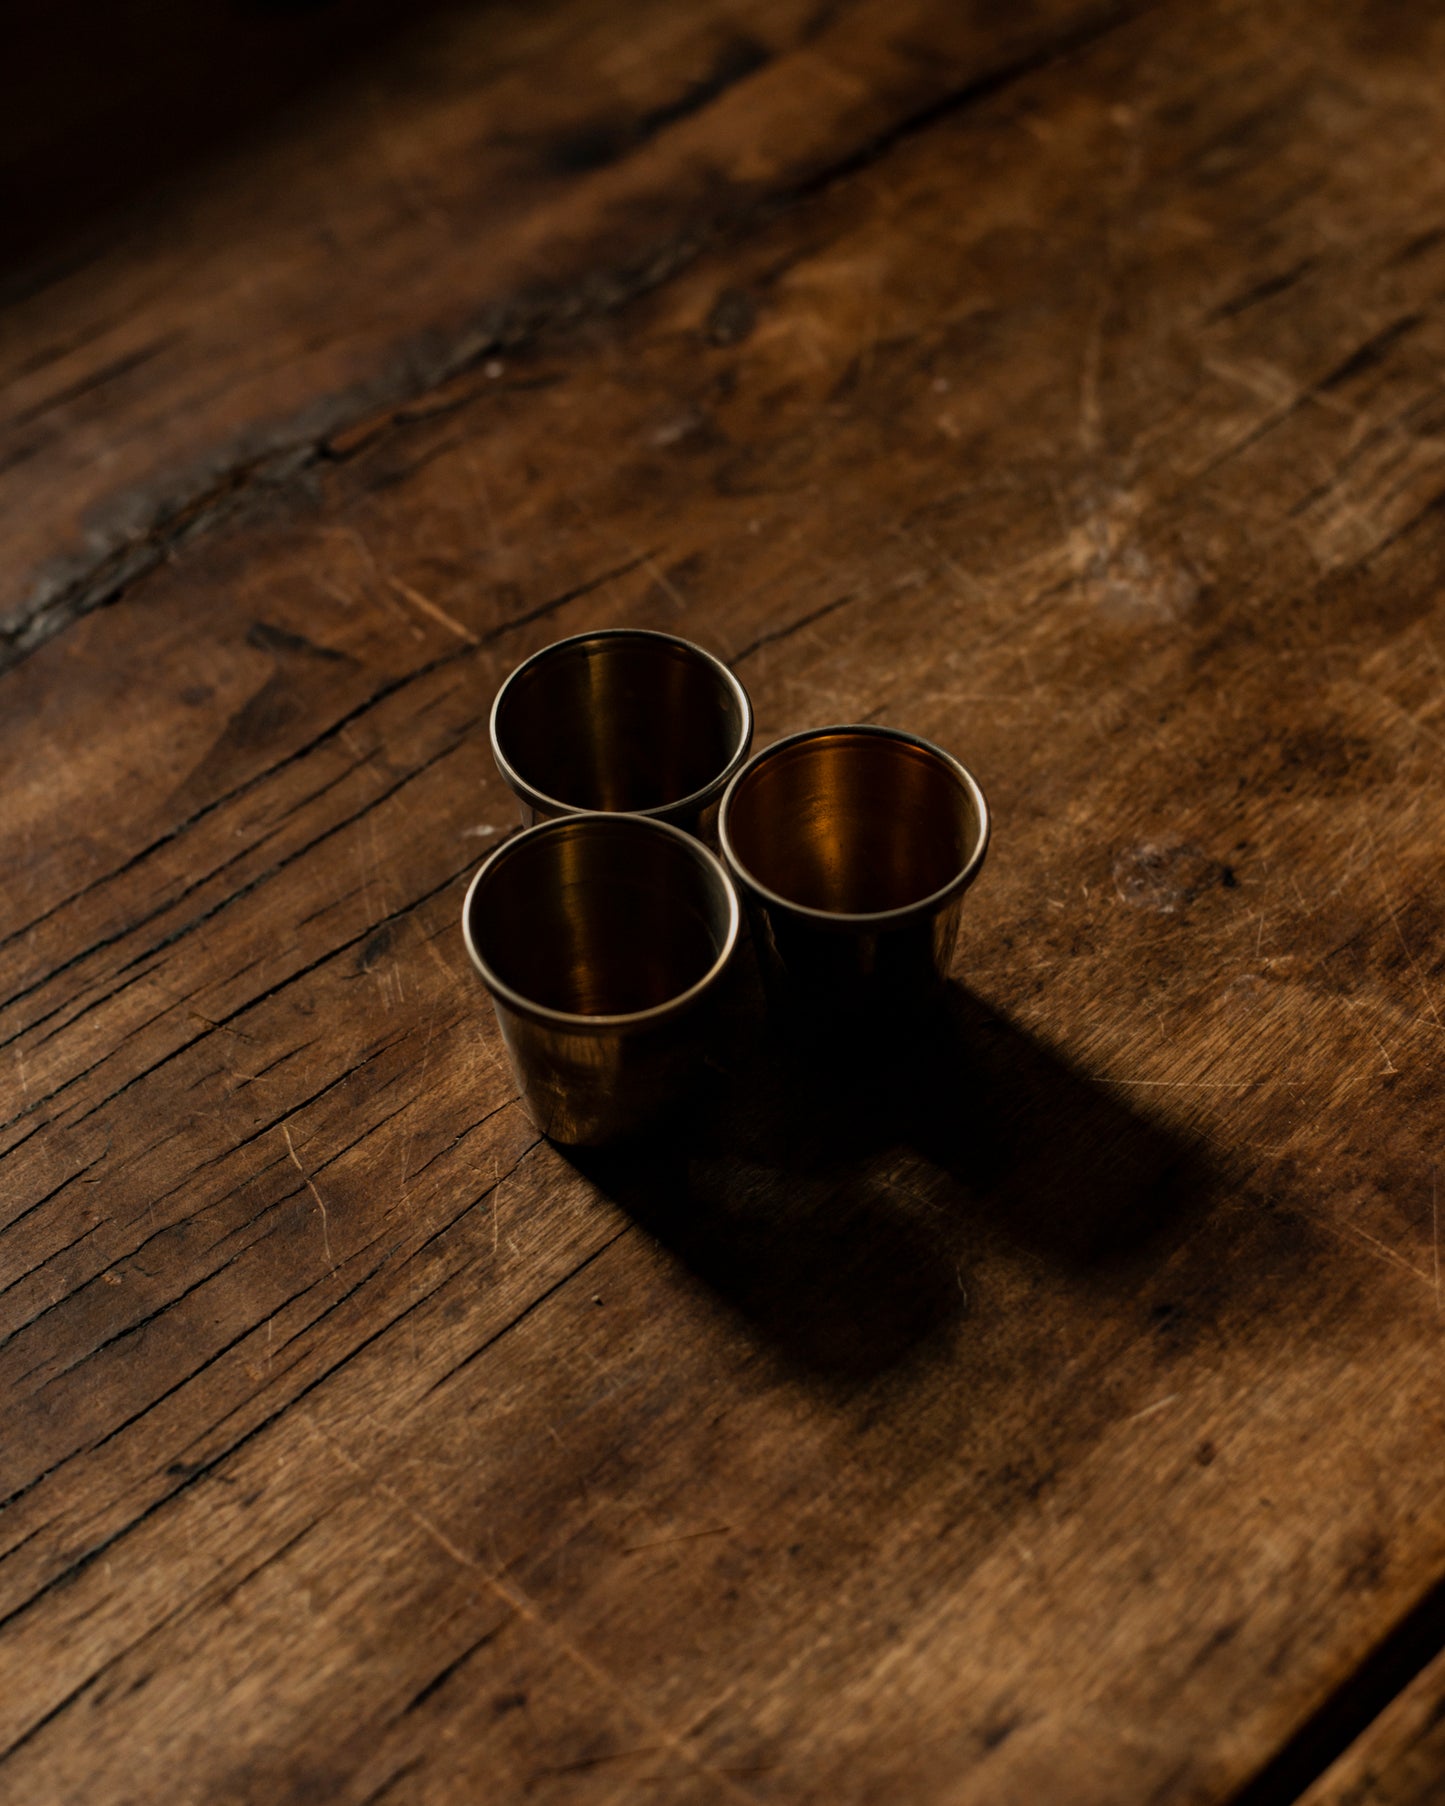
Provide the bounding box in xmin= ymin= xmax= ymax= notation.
xmin=0 ymin=543 xmax=644 ymax=990
xmin=421 ymin=1225 xmax=629 ymax=1401
xmin=14 ymin=1211 xmax=292 ymax=1395
xmin=0 ymin=0 xmax=1153 ymax=678
xmin=398 ymin=1615 xmax=517 ymax=1716
xmin=2 ymin=1036 xmax=411 ymax=1345
xmin=1227 ymin=1567 xmax=1445 ymax=1806
xmin=5 ymin=854 xmax=477 ymax=1150
xmin=730 ymin=590 xmax=862 ymax=664
xmin=0 ymin=1513 xmax=323 ymax=1767
xmin=0 ymin=1137 xmax=546 ymax=1614
xmin=0 ymin=640 xmax=458 ymax=968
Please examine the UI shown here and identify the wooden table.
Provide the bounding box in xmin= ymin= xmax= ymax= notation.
xmin=3 ymin=3 xmax=1444 ymax=1800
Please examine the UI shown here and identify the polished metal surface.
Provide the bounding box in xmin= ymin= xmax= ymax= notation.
xmin=718 ymin=725 xmax=990 ymax=1019
xmin=490 ymin=628 xmax=753 ymax=835
xmin=462 ymin=813 xmax=740 ymax=1145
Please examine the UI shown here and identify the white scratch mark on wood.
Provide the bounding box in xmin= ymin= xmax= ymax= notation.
xmin=298 ymin=1413 xmax=757 ymax=1805
xmin=463 ymin=446 xmax=506 ymax=564
xmin=389 ymin=576 xmax=478 ymax=645
xmin=641 ymin=553 xmax=688 ymax=611
xmin=420 ymin=932 xmax=461 ymax=986
xmin=400 ymin=1011 xmax=441 ymax=1192
xmin=623 ymin=1526 xmax=732 ymax=1555
xmin=320 ymin=524 xmax=422 ymax=636
xmin=1106 ymin=1077 xmax=1259 ymax=1090
xmin=1339 ymin=996 xmax=1399 ymax=1074
xmin=283 ymin=1123 xmax=335 ymax=1273
xmin=1344 ymin=1219 xmax=1432 ymax=1289
xmin=1366 ymin=824 xmax=1442 ymax=1030
xmin=1008 ymin=1531 xmax=1038 ymax=1571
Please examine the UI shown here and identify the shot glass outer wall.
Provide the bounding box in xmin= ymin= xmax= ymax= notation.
xmin=461 ymin=813 xmax=741 ymax=1146
xmin=717 ymin=724 xmax=991 ymax=1021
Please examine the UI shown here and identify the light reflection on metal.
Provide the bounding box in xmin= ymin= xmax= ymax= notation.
xmin=718 ymin=724 xmax=990 ymax=1021
xmin=490 ymin=628 xmax=753 ymax=838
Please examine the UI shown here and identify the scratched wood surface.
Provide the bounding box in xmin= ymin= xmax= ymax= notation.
xmin=3 ymin=1 xmax=1445 ymax=1802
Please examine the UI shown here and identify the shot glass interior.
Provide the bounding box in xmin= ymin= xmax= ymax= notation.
xmin=494 ymin=634 xmax=747 ymax=814
xmin=726 ymin=730 xmax=979 ymax=915
xmin=467 ymin=818 xmax=734 ymax=1016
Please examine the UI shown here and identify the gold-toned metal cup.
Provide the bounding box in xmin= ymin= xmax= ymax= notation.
xmin=461 ymin=813 xmax=740 ymax=1146
xmin=489 ymin=628 xmax=753 ymax=837
xmin=718 ymin=725 xmax=990 ymax=1021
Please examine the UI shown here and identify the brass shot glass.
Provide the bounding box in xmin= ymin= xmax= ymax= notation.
xmin=461 ymin=813 xmax=741 ymax=1145
xmin=718 ymin=725 xmax=990 ymax=1020
xmin=489 ymin=628 xmax=753 ymax=836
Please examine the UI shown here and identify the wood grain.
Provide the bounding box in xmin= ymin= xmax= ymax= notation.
xmin=4 ymin=0 xmax=1445 ymax=1801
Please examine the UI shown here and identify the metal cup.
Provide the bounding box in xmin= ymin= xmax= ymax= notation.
xmin=489 ymin=628 xmax=753 ymax=837
xmin=718 ymin=725 xmax=990 ymax=1022
xmin=461 ymin=813 xmax=741 ymax=1145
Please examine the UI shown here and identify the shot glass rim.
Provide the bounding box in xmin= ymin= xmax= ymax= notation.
xmin=461 ymin=811 xmax=741 ymax=1031
xmin=717 ymin=722 xmax=991 ymax=930
xmin=488 ymin=627 xmax=755 ymax=822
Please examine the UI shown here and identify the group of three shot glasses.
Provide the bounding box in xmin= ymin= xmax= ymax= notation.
xmin=461 ymin=629 xmax=991 ymax=1146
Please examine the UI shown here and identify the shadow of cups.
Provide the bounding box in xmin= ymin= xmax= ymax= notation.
xmin=571 ymin=1136 xmax=964 ymax=1381
xmin=565 ymin=968 xmax=1215 ymax=1385
xmin=893 ymin=985 xmax=1213 ymax=1274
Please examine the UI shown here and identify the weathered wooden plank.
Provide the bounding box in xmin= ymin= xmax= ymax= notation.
xmin=0 ymin=0 xmax=1135 ymax=670
xmin=1302 ymin=1638 xmax=1445 ymax=1806
xmin=3 ymin=0 xmax=1445 ymax=1801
